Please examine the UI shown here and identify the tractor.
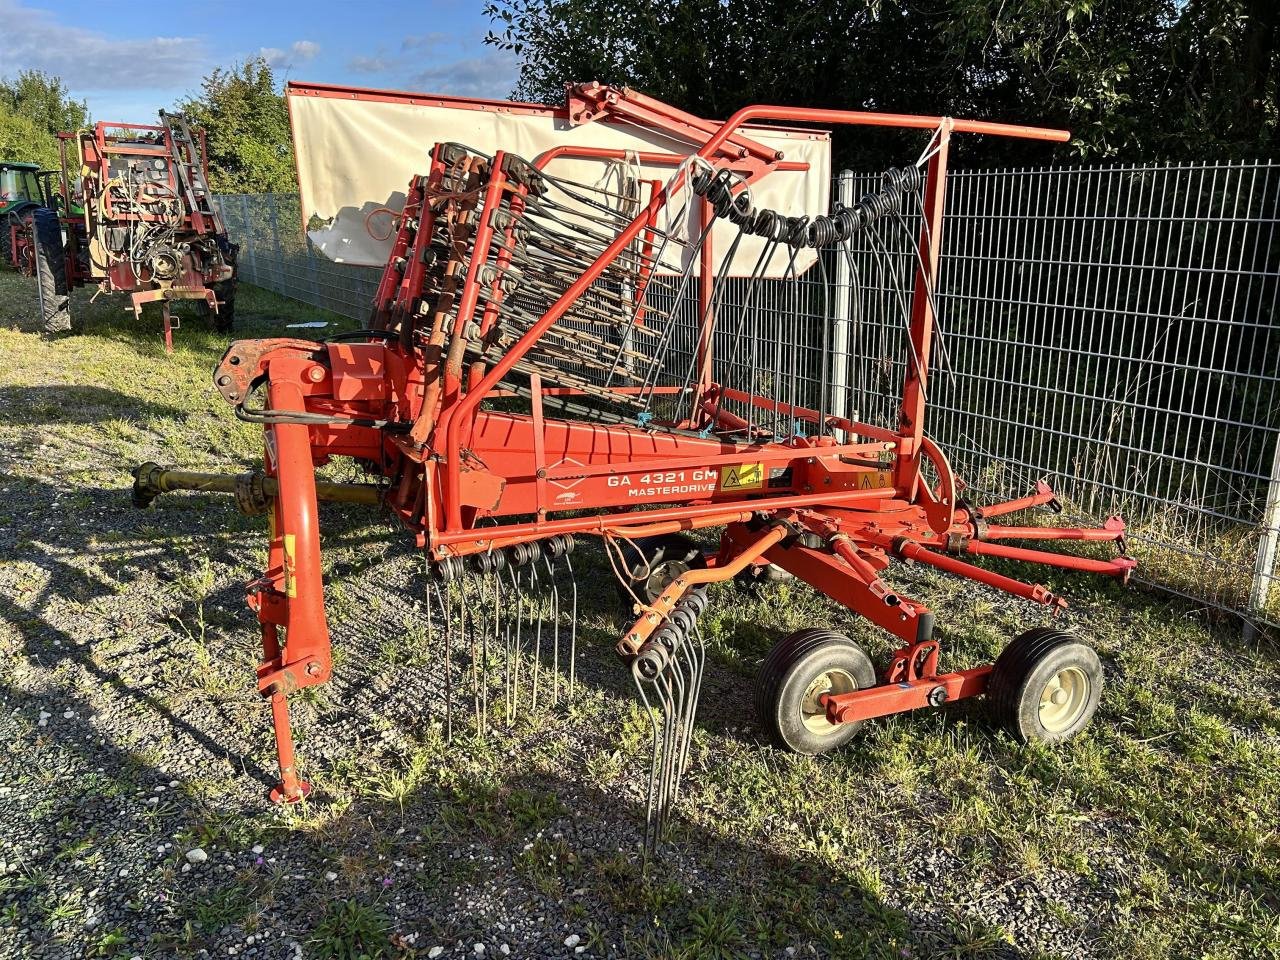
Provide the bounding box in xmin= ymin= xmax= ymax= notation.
xmin=0 ymin=160 xmax=71 ymax=334
xmin=3 ymin=112 xmax=238 ymax=348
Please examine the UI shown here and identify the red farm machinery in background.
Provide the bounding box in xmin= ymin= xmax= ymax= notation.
xmin=134 ymin=82 xmax=1135 ymax=848
xmin=3 ymin=111 xmax=236 ymax=349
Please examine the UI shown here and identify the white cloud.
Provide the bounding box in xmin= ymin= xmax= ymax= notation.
xmin=348 ymin=55 xmax=392 ymax=74
xmin=408 ymin=51 xmax=519 ymax=100
xmin=259 ymin=40 xmax=321 ymax=70
xmin=0 ymin=0 xmax=207 ymax=91
xmin=401 ymin=33 xmax=450 ymax=52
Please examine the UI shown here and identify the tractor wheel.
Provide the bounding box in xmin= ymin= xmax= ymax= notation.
xmin=199 ymin=280 xmax=236 ymax=333
xmin=0 ymin=214 xmax=12 ymax=269
xmin=755 ymin=628 xmax=876 ymax=754
xmin=29 ymin=207 xmax=71 ymax=334
xmin=987 ymin=628 xmax=1102 ymax=743
xmin=616 ymin=533 xmax=705 ymax=607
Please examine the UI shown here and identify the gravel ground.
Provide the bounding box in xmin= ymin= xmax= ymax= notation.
xmin=1 ymin=278 xmax=1278 ymax=960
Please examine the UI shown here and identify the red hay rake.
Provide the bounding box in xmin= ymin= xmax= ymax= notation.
xmin=134 ymin=83 xmax=1135 ymax=847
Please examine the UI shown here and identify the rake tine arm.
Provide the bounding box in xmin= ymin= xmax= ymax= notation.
xmin=962 ymin=540 xmax=1137 ymax=579
xmin=866 ymin=533 xmax=1068 ymax=610
xmin=618 ymin=523 xmax=789 ymax=657
xmin=974 ymin=516 xmax=1126 ymax=543
xmin=967 ymin=478 xmax=1062 ymax=518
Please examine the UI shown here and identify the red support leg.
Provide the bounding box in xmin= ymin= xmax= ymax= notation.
xmin=161 ymin=303 xmax=174 ymax=354
xmin=267 ymin=688 xmax=311 ymax=804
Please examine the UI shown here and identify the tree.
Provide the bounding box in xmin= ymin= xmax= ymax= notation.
xmin=177 ymin=58 xmax=296 ymax=194
xmin=484 ymin=0 xmax=1278 ymax=165
xmin=0 ymin=70 xmax=89 ymax=167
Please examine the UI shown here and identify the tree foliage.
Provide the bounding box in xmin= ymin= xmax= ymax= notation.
xmin=0 ymin=71 xmax=90 ymax=168
xmin=177 ymin=57 xmax=296 ymax=194
xmin=484 ymin=0 xmax=1278 ymax=166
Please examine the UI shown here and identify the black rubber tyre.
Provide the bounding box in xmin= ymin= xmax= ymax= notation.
xmin=755 ymin=628 xmax=877 ymax=754
xmin=616 ymin=533 xmax=705 ymax=607
xmin=0 ymin=213 xmax=12 ymax=268
xmin=30 ymin=208 xmax=71 ymax=334
xmin=199 ymin=279 xmax=236 ymax=333
xmin=987 ymin=628 xmax=1102 ymax=744
xmin=212 ymin=282 xmax=235 ymax=333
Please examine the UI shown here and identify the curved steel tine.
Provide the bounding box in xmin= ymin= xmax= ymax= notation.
xmin=632 ymin=663 xmax=662 ymax=859
xmin=541 ymin=552 xmax=560 ymax=704
xmin=442 ymin=577 xmax=455 ymax=743
xmin=460 ymin=571 xmax=482 ymax=736
xmin=668 ymin=639 xmax=692 ymax=809
xmin=676 ymin=622 xmax=707 ymax=796
xmin=425 ymin=573 xmax=449 ymax=740
xmin=512 ymin=563 xmax=527 ymax=722
xmin=488 ymin=564 xmax=501 ymax=731
xmin=563 ymin=549 xmax=578 ymax=698
xmin=658 ymin=666 xmax=682 ymax=843
xmin=529 ymin=557 xmax=542 ymax=712
xmin=502 ymin=563 xmax=517 ymax=721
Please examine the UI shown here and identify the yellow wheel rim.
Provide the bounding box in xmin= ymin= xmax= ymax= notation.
xmin=1038 ymin=666 xmax=1090 ymax=733
xmin=799 ymin=668 xmax=856 ymax=735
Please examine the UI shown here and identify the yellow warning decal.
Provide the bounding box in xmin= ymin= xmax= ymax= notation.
xmin=282 ymin=533 xmax=298 ymax=598
xmin=719 ymin=463 xmax=764 ymax=491
xmin=858 ymin=470 xmax=895 ymax=490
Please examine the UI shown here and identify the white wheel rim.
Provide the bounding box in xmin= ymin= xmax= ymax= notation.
xmin=1038 ymin=666 xmax=1090 ymax=733
xmin=799 ymin=668 xmax=856 ymax=735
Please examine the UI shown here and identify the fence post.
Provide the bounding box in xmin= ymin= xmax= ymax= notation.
xmin=304 ymin=208 xmax=322 ymax=311
xmin=266 ymin=194 xmax=285 ymax=297
xmin=238 ymin=195 xmax=256 ymax=286
xmin=830 ymin=170 xmax=856 ymax=425
xmin=1246 ymin=433 xmax=1280 ymax=639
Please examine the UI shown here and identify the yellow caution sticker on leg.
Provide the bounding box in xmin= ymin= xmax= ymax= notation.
xmin=282 ymin=533 xmax=297 ymax=598
xmin=719 ymin=463 xmax=764 ymax=491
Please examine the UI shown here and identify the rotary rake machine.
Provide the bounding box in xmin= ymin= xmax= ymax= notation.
xmin=135 ymin=84 xmax=1135 ymax=847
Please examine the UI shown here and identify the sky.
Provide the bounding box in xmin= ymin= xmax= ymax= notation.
xmin=0 ymin=0 xmax=520 ymax=120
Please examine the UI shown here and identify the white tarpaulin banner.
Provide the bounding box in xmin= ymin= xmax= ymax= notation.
xmin=286 ymin=83 xmax=831 ymax=277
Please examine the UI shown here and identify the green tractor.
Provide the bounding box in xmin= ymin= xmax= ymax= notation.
xmin=0 ymin=161 xmax=43 ymax=261
xmin=1 ymin=160 xmax=72 ymax=333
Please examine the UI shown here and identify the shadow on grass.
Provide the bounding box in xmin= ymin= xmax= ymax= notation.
xmin=0 ymin=384 xmax=191 ymax=425
xmin=0 ymin=272 xmax=353 ymax=353
xmin=0 ymin=478 xmax=1054 ymax=959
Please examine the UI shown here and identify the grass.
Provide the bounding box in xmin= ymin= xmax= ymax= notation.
xmin=1 ymin=270 xmax=1278 ymax=959
xmin=312 ymin=898 xmax=392 ymax=959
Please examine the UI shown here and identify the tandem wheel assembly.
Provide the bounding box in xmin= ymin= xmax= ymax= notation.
xmin=754 ymin=625 xmax=1104 ymax=753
